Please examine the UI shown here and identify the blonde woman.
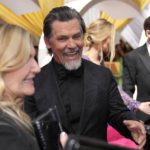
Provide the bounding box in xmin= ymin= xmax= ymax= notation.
xmin=84 ymin=18 xmax=115 ymax=65
xmin=83 ymin=18 xmax=150 ymax=116
xmin=83 ymin=18 xmax=150 ymax=148
xmin=0 ymin=24 xmax=41 ymax=150
xmin=0 ymin=24 xmax=68 ymax=150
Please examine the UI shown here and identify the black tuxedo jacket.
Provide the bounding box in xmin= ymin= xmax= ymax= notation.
xmin=123 ymin=44 xmax=150 ymax=121
xmin=25 ymin=59 xmax=137 ymax=141
xmin=0 ymin=111 xmax=39 ymax=150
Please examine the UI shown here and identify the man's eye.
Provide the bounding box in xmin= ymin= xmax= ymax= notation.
xmin=73 ymin=34 xmax=82 ymax=39
xmin=58 ymin=37 xmax=67 ymax=41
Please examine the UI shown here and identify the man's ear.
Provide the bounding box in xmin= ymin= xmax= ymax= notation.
xmin=44 ymin=37 xmax=51 ymax=49
xmin=145 ymin=30 xmax=150 ymax=38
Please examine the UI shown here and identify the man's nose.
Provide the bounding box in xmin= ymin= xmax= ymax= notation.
xmin=67 ymin=39 xmax=76 ymax=49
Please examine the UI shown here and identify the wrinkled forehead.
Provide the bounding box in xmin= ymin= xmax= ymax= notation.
xmin=51 ymin=19 xmax=82 ymax=36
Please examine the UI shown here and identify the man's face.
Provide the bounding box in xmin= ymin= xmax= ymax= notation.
xmin=45 ymin=18 xmax=84 ymax=70
xmin=145 ymin=29 xmax=150 ymax=43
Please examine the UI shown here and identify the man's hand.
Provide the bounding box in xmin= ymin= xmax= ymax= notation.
xmin=123 ymin=120 xmax=146 ymax=149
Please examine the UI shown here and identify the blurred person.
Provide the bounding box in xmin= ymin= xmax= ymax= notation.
xmin=123 ymin=16 xmax=150 ymax=150
xmin=114 ymin=44 xmax=125 ymax=59
xmin=24 ymin=6 xmax=146 ymax=149
xmin=83 ymin=18 xmax=150 ymax=116
xmin=83 ymin=18 xmax=149 ymax=149
xmin=120 ymin=39 xmax=128 ymax=54
xmin=113 ymin=44 xmax=124 ymax=88
xmin=0 ymin=24 xmax=40 ymax=150
xmin=0 ymin=24 xmax=67 ymax=150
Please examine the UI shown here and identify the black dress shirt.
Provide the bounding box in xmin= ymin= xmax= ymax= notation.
xmin=52 ymin=58 xmax=84 ymax=133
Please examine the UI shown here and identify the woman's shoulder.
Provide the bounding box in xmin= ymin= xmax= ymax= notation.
xmin=0 ymin=111 xmax=39 ymax=150
xmin=82 ymin=54 xmax=91 ymax=61
xmin=83 ymin=58 xmax=111 ymax=75
xmin=0 ymin=111 xmax=12 ymax=125
xmin=0 ymin=111 xmax=20 ymax=132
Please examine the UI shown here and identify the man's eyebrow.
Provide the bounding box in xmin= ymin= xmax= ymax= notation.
xmin=74 ymin=32 xmax=82 ymax=35
xmin=56 ymin=35 xmax=68 ymax=39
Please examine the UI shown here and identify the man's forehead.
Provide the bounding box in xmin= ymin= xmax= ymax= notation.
xmin=51 ymin=19 xmax=81 ymax=36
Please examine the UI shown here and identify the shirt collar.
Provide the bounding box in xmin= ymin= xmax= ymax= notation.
xmin=52 ymin=58 xmax=83 ymax=80
xmin=146 ymin=41 xmax=150 ymax=56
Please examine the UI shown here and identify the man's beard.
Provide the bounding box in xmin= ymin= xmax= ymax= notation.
xmin=62 ymin=47 xmax=82 ymax=71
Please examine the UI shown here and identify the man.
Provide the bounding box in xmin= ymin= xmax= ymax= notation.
xmin=123 ymin=16 xmax=150 ymax=149
xmin=25 ymin=6 xmax=146 ymax=149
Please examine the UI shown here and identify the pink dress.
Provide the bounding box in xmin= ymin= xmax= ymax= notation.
xmin=107 ymin=125 xmax=138 ymax=148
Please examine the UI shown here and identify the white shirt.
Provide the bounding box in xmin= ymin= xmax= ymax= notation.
xmin=146 ymin=42 xmax=150 ymax=56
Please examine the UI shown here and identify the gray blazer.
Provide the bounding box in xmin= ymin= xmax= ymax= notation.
xmin=123 ymin=44 xmax=150 ymax=121
xmin=0 ymin=111 xmax=40 ymax=150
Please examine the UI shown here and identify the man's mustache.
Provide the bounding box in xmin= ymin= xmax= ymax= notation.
xmin=62 ymin=47 xmax=80 ymax=54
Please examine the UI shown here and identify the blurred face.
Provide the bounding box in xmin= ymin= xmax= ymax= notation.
xmin=145 ymin=29 xmax=150 ymax=43
xmin=3 ymin=46 xmax=41 ymax=100
xmin=45 ymin=18 xmax=84 ymax=70
xmin=102 ymin=36 xmax=111 ymax=53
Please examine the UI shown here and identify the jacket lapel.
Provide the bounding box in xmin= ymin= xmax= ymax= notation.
xmin=47 ymin=62 xmax=73 ymax=132
xmin=79 ymin=61 xmax=98 ymax=134
xmin=138 ymin=44 xmax=150 ymax=73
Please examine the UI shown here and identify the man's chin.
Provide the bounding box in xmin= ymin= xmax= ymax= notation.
xmin=63 ymin=58 xmax=81 ymax=71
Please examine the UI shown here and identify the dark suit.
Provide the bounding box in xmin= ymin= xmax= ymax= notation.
xmin=0 ymin=111 xmax=40 ymax=150
xmin=123 ymin=44 xmax=150 ymax=150
xmin=25 ymin=59 xmax=137 ymax=142
xmin=123 ymin=44 xmax=150 ymax=122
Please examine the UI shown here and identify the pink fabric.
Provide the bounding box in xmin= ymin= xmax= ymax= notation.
xmin=107 ymin=125 xmax=138 ymax=149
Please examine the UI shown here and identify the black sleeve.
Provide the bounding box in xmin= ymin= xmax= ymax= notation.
xmin=24 ymin=95 xmax=39 ymax=119
xmin=123 ymin=54 xmax=136 ymax=97
xmin=108 ymin=71 xmax=137 ymax=139
xmin=0 ymin=124 xmax=39 ymax=150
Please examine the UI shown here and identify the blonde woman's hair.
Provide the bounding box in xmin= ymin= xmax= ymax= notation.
xmin=84 ymin=18 xmax=115 ymax=64
xmin=0 ymin=24 xmax=33 ymax=133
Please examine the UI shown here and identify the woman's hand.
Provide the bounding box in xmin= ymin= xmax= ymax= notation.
xmin=60 ymin=132 xmax=68 ymax=148
xmin=138 ymin=102 xmax=150 ymax=115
